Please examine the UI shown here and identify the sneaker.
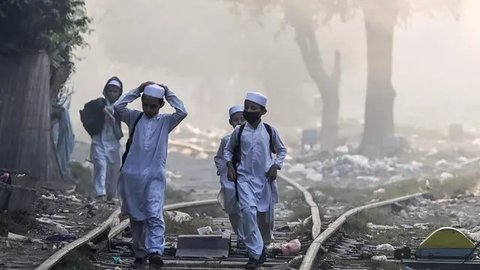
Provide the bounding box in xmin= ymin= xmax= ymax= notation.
xmin=245 ymin=257 xmax=260 ymax=270
xmin=148 ymin=253 xmax=164 ymax=268
xmin=106 ymin=196 xmax=119 ymax=205
xmin=259 ymin=247 xmax=267 ymax=264
xmin=95 ymin=195 xmax=106 ymax=202
xmin=131 ymin=257 xmax=146 ymax=268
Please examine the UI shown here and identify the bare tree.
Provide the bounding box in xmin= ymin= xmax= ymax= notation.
xmin=358 ymin=0 xmax=461 ymax=156
xmin=231 ymin=0 xmax=461 ymax=155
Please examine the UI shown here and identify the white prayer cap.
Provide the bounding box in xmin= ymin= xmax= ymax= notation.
xmin=245 ymin=91 xmax=267 ymax=107
xmin=107 ymin=79 xmax=122 ymax=89
xmin=229 ymin=105 xmax=244 ymax=117
xmin=143 ymin=84 xmax=165 ymax=99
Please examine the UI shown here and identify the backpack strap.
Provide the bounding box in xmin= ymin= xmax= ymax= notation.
xmin=232 ymin=123 xmax=276 ymax=166
xmin=120 ymin=112 xmax=143 ymax=170
xmin=264 ymin=123 xmax=276 ymax=154
xmin=232 ymin=123 xmax=246 ymax=168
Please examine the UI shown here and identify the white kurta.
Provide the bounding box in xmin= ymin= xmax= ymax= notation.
xmin=91 ymin=101 xmax=122 ymax=196
xmin=224 ymin=122 xmax=287 ymax=212
xmin=114 ymin=88 xmax=187 ymax=221
xmin=214 ymin=134 xmax=241 ymax=214
xmin=224 ymin=121 xmax=287 ymax=258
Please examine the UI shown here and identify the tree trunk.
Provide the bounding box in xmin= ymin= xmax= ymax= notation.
xmin=359 ymin=2 xmax=397 ymax=156
xmin=286 ymin=4 xmax=341 ymax=152
xmin=0 ymin=52 xmax=63 ymax=183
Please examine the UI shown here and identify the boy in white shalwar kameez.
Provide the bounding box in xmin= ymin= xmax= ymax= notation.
xmin=214 ymin=105 xmax=246 ymax=249
xmin=90 ymin=77 xmax=124 ymax=201
xmin=224 ymin=92 xmax=287 ymax=269
xmin=114 ymin=82 xmax=187 ymax=267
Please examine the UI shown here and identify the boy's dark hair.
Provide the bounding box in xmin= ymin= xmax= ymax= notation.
xmin=141 ymin=94 xmax=164 ymax=104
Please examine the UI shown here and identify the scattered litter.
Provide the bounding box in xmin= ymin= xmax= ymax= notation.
xmin=435 ymin=160 xmax=449 ymax=168
xmin=367 ymin=223 xmax=398 ymax=230
xmin=41 ymin=194 xmax=57 ymax=201
xmin=7 ymin=232 xmax=42 ymax=243
xmin=306 ymin=171 xmax=323 ymax=182
xmin=57 ymin=194 xmax=82 ymax=202
xmin=373 ymin=188 xmax=385 ymax=195
xmin=36 ymin=217 xmax=73 ymax=235
xmin=197 ymin=226 xmax=214 ymax=235
xmin=281 ymin=239 xmax=301 ymax=256
xmin=399 ymin=210 xmax=409 ymax=219
xmin=287 ymin=221 xmax=302 ymax=231
xmin=439 ymin=172 xmax=453 ymax=182
xmin=5 ymin=240 xmax=11 ymax=248
xmin=112 ymin=256 xmax=122 ymax=264
xmin=376 ymin=243 xmax=395 ymax=251
xmin=45 ymin=233 xmax=76 ymax=242
xmin=335 ymin=145 xmax=349 ymax=154
xmin=41 ymin=214 xmax=67 ymax=219
xmin=166 ymin=171 xmax=182 ymax=179
xmin=287 ymin=164 xmax=306 ymax=174
xmin=356 ymin=176 xmax=380 ymax=182
xmin=303 ymin=216 xmax=313 ymax=227
xmin=413 ymin=223 xmax=429 ymax=230
xmin=400 ymin=224 xmax=413 ymax=229
xmin=0 ymin=172 xmax=11 ymax=184
xmin=195 ymin=152 xmax=209 ymax=160
xmin=372 ymin=255 xmax=388 ymax=261
xmin=313 ymin=190 xmax=325 ymax=198
xmin=165 ymin=211 xmax=192 ymax=223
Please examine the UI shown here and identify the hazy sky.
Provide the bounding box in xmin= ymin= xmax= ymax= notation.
xmin=70 ymin=0 xmax=480 ymax=141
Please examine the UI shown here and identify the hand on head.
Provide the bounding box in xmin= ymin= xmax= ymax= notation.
xmin=156 ymin=83 xmax=169 ymax=94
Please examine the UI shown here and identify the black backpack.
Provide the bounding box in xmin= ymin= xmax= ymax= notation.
xmin=232 ymin=123 xmax=276 ymax=168
xmin=231 ymin=123 xmax=276 ymax=201
xmin=79 ymin=98 xmax=106 ymax=137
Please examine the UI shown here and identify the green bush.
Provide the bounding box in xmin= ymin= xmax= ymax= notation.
xmin=0 ymin=0 xmax=90 ymax=68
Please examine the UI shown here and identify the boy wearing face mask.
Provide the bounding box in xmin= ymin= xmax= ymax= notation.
xmin=224 ymin=92 xmax=287 ymax=269
xmin=214 ymin=105 xmax=246 ymax=249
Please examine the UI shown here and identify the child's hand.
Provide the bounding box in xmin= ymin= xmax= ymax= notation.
xmin=266 ymin=164 xmax=278 ymax=182
xmin=227 ymin=162 xmax=236 ymax=181
xmin=157 ymin=84 xmax=170 ymax=94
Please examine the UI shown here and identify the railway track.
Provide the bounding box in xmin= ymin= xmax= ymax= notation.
xmin=30 ymin=142 xmax=427 ymax=270
xmin=34 ymin=181 xmax=424 ymax=269
xmin=37 ymin=171 xmax=321 ymax=270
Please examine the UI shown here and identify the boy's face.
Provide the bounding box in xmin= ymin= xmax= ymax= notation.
xmin=229 ymin=112 xmax=245 ymax=128
xmin=243 ymin=100 xmax=266 ymax=125
xmin=104 ymin=85 xmax=121 ymax=103
xmin=244 ymin=100 xmax=266 ymax=114
xmin=142 ymin=95 xmax=164 ymax=118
